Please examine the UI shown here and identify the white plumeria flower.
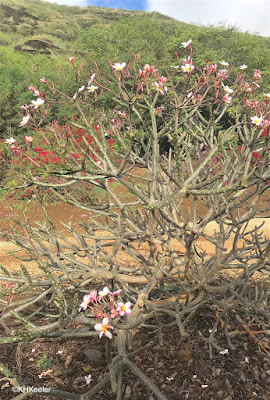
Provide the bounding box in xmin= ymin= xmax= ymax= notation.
xmin=79 ymin=294 xmax=91 ymax=310
xmin=263 ymin=93 xmax=270 ymax=98
xmin=116 ymin=302 xmax=132 ymax=316
xmin=219 ymin=349 xmax=229 ymax=355
xmin=181 ymin=39 xmax=192 ymax=48
xmin=181 ymin=64 xmax=194 ymax=73
xmin=250 ymin=116 xmax=263 ymax=126
xmin=85 ymin=374 xmax=93 ymax=385
xmin=19 ymin=115 xmax=30 ymax=127
xmin=98 ymin=286 xmax=110 ymax=298
xmin=182 ymin=56 xmax=191 ymax=64
xmin=88 ymin=73 xmax=96 ymax=85
xmin=253 ymin=69 xmax=261 ymax=79
xmin=112 ymin=62 xmax=126 ymax=71
xmin=223 ymin=95 xmax=232 ymax=104
xmin=219 ymin=60 xmax=229 ymax=67
xmin=239 ymin=64 xmax=248 ymax=70
xmin=222 ymin=84 xmax=233 ymax=94
xmin=94 ymin=317 xmax=113 ymax=339
xmin=155 ymin=82 xmax=167 ymax=95
xmin=31 ymin=98 xmax=45 ymax=109
xmin=217 ymin=69 xmax=228 ymax=77
xmin=111 ymin=289 xmax=122 ymax=296
xmin=73 ymin=93 xmax=77 ymax=100
xmin=78 ymin=85 xmax=85 ymax=92
xmin=87 ymin=85 xmax=98 ymax=93
xmin=56 ymin=350 xmax=63 ymax=355
xmin=5 ymin=137 xmax=16 ymax=144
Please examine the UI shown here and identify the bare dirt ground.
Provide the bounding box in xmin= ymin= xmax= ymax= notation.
xmin=0 ymin=197 xmax=269 ymax=274
xmin=1 ymin=301 xmax=270 ymax=400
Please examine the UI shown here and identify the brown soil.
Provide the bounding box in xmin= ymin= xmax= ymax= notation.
xmin=1 ymin=308 xmax=270 ymax=399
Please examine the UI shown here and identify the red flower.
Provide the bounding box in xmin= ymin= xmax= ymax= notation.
xmin=39 ymin=151 xmax=50 ymax=157
xmin=77 ymin=128 xmax=85 ymax=136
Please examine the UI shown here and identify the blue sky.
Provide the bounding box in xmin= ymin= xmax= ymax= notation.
xmin=44 ymin=0 xmax=270 ymax=37
xmin=85 ymin=0 xmax=145 ymax=9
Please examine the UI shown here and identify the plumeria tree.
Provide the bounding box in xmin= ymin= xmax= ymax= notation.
xmin=0 ymin=41 xmax=270 ymax=399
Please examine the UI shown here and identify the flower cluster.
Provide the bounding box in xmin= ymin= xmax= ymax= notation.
xmin=79 ymin=287 xmax=132 ymax=339
xmin=1 ymin=40 xmax=268 ymax=206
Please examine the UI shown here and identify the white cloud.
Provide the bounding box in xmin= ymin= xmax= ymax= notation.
xmin=146 ymin=0 xmax=270 ymax=37
xmin=43 ymin=0 xmax=270 ymax=36
xmin=45 ymin=0 xmax=86 ymax=5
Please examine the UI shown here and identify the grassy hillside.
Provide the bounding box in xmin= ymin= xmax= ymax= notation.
xmin=0 ymin=0 xmax=270 ymax=137
xmin=0 ymin=0 xmax=179 ymax=57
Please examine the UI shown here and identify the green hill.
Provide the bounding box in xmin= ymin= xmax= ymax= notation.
xmin=0 ymin=0 xmax=269 ymax=137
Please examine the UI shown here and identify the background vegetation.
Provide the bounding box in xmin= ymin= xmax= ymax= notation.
xmin=0 ymin=0 xmax=270 ymax=139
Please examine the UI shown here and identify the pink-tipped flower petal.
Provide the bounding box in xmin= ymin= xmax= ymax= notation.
xmin=94 ymin=317 xmax=113 ymax=339
xmin=98 ymin=286 xmax=110 ymax=298
xmin=117 ymin=302 xmax=132 ymax=316
xmin=80 ymin=294 xmax=91 ymax=310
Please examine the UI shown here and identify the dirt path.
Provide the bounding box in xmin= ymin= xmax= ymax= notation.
xmin=0 ymin=202 xmax=269 ymax=275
